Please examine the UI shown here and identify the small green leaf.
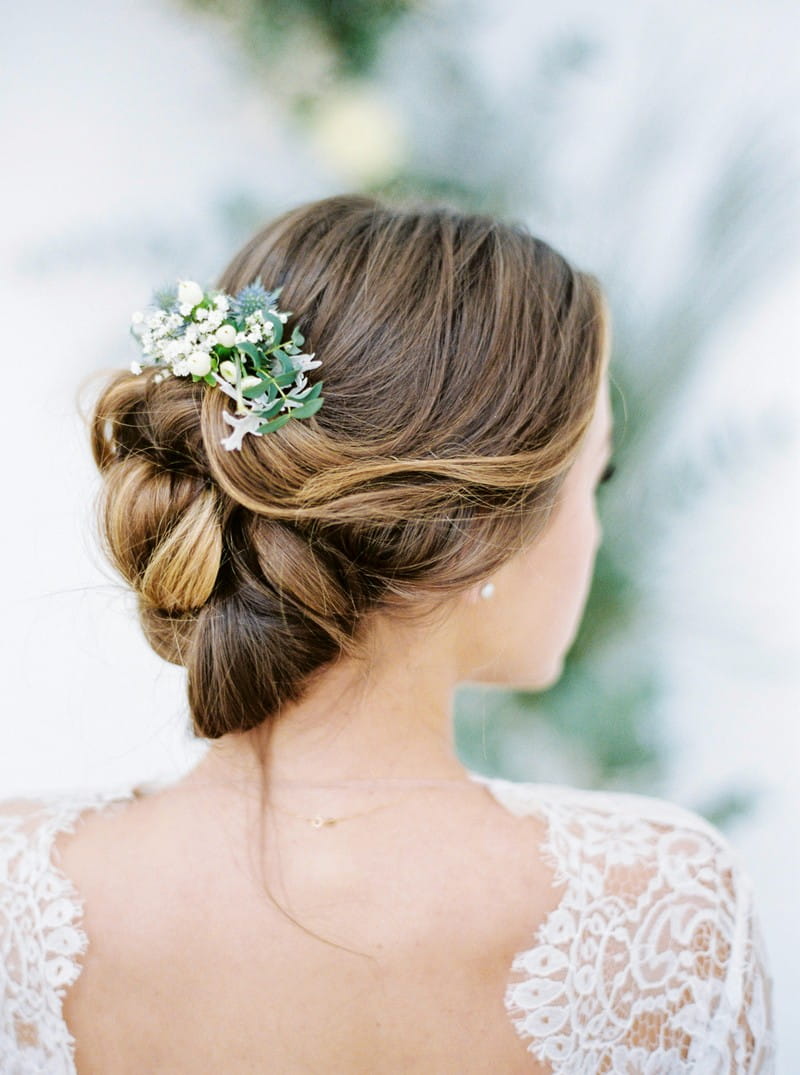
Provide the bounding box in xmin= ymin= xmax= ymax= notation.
xmin=295 ymin=380 xmax=323 ymax=403
xmin=255 ymin=398 xmax=285 ymax=420
xmin=270 ymin=349 xmax=293 ymax=374
xmin=242 ymin=379 xmax=274 ymax=400
xmin=237 ymin=342 xmax=261 ymax=365
xmin=264 ymin=313 xmax=284 ymax=345
xmin=291 ymin=327 xmax=305 ymax=347
xmin=257 ymin=413 xmax=292 ymax=435
xmin=288 ymin=396 xmax=324 ymax=420
xmin=273 ymin=369 xmax=299 ymax=388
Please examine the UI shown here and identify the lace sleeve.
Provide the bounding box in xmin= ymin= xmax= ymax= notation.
xmin=685 ymin=835 xmax=775 ymax=1073
xmin=499 ymin=784 xmax=777 ymax=1074
xmin=0 ymin=792 xmax=134 ymax=1075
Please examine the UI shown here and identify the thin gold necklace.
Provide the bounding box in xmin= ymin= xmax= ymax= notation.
xmin=267 ymin=779 xmax=473 ymax=830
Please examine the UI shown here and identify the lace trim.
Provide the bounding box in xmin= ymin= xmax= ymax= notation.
xmin=0 ymin=788 xmax=137 ymax=1074
xmin=469 ymin=774 xmax=776 ymax=1075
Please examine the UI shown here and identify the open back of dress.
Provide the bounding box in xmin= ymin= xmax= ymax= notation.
xmin=0 ymin=772 xmax=775 ymax=1074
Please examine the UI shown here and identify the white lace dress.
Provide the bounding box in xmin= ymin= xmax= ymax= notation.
xmin=0 ymin=773 xmax=775 ymax=1074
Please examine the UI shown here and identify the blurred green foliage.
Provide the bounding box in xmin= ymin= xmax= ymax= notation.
xmin=180 ymin=0 xmax=415 ymax=76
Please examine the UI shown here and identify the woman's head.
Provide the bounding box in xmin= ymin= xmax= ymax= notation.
xmin=89 ymin=194 xmax=610 ymax=739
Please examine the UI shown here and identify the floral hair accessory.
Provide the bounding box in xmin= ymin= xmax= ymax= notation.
xmin=129 ymin=279 xmax=324 ymax=451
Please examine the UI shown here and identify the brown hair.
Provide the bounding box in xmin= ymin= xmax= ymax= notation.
xmin=88 ymin=194 xmax=608 ymax=742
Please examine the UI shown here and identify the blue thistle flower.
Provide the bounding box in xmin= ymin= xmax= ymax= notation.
xmin=152 ymin=284 xmax=179 ymax=312
xmin=230 ymin=282 xmax=281 ymax=321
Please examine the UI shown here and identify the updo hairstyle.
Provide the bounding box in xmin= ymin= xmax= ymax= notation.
xmin=89 ymin=194 xmax=608 ymax=740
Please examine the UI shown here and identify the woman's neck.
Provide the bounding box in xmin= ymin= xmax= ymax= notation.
xmin=181 ymin=608 xmax=473 ymax=794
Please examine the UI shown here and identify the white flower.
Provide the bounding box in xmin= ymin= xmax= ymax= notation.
xmin=219 ymin=360 xmax=237 ymax=383
xmin=164 ymin=339 xmax=186 ymax=361
xmin=186 ymin=351 xmax=212 ymax=377
xmin=195 ymin=307 xmax=209 ymax=321
xmin=213 ymin=294 xmax=230 ymax=311
xmin=240 ymin=375 xmax=263 ymax=391
xmin=131 ymin=311 xmax=144 ymax=325
xmin=129 ymin=360 xmax=143 ymax=375
xmin=178 ymin=280 xmax=204 ymax=309
xmin=215 ymin=324 xmax=237 ymax=348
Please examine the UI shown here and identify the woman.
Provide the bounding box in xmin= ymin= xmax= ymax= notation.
xmin=0 ymin=195 xmax=774 ymax=1072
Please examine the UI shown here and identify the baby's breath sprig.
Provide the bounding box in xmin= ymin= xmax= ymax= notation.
xmin=129 ymin=279 xmax=324 ymax=451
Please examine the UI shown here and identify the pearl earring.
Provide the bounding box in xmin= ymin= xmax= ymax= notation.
xmin=479 ymin=581 xmax=495 ymax=600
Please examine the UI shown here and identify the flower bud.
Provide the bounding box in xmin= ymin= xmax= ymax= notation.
xmin=178 ymin=280 xmax=204 ymax=309
xmin=216 ymin=324 xmax=237 ymax=348
xmin=240 ymin=375 xmax=263 ymax=392
xmin=219 ymin=360 xmax=237 ymax=382
xmin=186 ymin=351 xmax=212 ymax=377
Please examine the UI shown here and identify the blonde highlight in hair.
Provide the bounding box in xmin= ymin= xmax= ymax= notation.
xmin=88 ymin=194 xmax=608 ymax=741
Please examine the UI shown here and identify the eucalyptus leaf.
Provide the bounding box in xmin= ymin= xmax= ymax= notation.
xmin=242 ymin=379 xmax=274 ymax=400
xmin=288 ymin=396 xmax=324 ymax=420
xmin=270 ymin=349 xmax=291 ymax=373
xmin=295 ymin=380 xmax=323 ymax=403
xmin=273 ymin=369 xmax=299 ymax=388
xmin=237 ymin=342 xmax=261 ymax=365
xmin=264 ymin=312 xmax=284 ymax=345
xmin=257 ymin=413 xmax=292 ymax=435
xmin=255 ymin=398 xmax=285 ymax=420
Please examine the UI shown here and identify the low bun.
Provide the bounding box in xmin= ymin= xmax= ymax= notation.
xmin=186 ymin=515 xmax=358 ymax=738
xmin=87 ymin=194 xmax=609 ymax=741
xmin=90 ymin=367 xmax=224 ymax=670
xmin=103 ymin=458 xmax=222 ymax=614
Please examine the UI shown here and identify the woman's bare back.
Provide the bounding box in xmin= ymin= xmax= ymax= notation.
xmin=59 ymin=778 xmax=556 ymax=1074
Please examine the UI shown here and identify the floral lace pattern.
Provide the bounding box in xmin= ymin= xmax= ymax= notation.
xmin=468 ymin=775 xmax=776 ymax=1074
xmin=0 ymin=790 xmax=135 ymax=1074
xmin=0 ymin=778 xmax=776 ymax=1074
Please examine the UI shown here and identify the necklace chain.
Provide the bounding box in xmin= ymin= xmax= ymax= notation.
xmin=269 ymin=795 xmax=415 ymax=828
xmin=267 ymin=779 xmax=474 ymax=829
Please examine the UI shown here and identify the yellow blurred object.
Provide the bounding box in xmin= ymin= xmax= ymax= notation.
xmin=310 ymin=85 xmax=406 ymax=184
